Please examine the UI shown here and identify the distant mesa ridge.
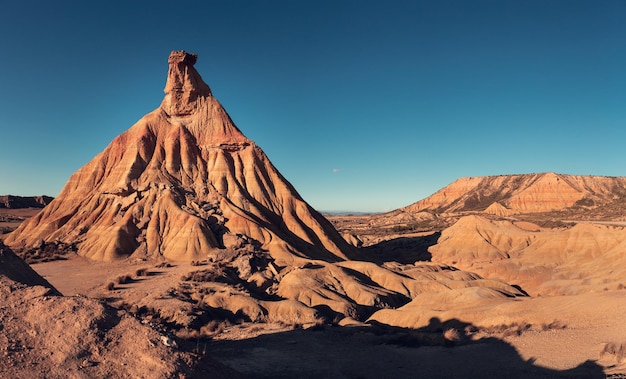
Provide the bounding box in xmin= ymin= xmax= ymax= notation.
xmin=5 ymin=50 xmax=354 ymax=263
xmin=0 ymin=195 xmax=53 ymax=209
xmin=400 ymin=172 xmax=626 ymax=215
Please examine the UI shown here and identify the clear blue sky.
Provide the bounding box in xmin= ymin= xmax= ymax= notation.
xmin=0 ymin=1 xmax=624 ymax=212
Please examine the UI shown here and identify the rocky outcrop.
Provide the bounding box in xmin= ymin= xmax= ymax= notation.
xmin=0 ymin=195 xmax=53 ymax=209
xmin=0 ymin=241 xmax=59 ymax=293
xmin=161 ymin=50 xmax=212 ymax=117
xmin=484 ymin=201 xmax=513 ymax=217
xmin=0 ymin=273 xmax=241 ymax=379
xmin=401 ymin=173 xmax=626 ymax=215
xmin=6 ymin=51 xmax=353 ymax=264
xmin=429 ymin=215 xmax=626 ymax=295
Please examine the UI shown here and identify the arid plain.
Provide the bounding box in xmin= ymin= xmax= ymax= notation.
xmin=2 ymin=52 xmax=626 ymax=378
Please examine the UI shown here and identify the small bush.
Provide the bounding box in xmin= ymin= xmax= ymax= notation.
xmin=200 ymin=319 xmax=231 ymax=336
xmin=443 ymin=328 xmax=461 ymax=345
xmin=601 ymin=342 xmax=626 ymax=364
xmin=115 ymin=275 xmax=132 ymax=285
xmin=135 ymin=268 xmax=149 ymax=277
xmin=105 ymin=282 xmax=115 ymax=291
xmin=541 ymin=320 xmax=567 ymax=331
xmin=482 ymin=322 xmax=533 ymax=337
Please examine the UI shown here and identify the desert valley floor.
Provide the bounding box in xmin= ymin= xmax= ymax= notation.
xmin=3 ymin=203 xmax=626 ymax=378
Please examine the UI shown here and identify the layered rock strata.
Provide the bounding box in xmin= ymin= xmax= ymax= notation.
xmin=6 ymin=51 xmax=353 ymax=264
xmin=401 ymin=173 xmax=626 ymax=215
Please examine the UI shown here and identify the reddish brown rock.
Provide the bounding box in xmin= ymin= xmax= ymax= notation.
xmin=0 ymin=241 xmax=59 ymax=293
xmin=401 ymin=173 xmax=626 ymax=215
xmin=429 ymin=215 xmax=626 ymax=296
xmin=6 ymin=51 xmax=353 ymax=264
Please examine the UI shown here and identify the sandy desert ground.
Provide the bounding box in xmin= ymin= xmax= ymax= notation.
xmin=25 ymin=249 xmax=626 ymax=378
xmin=1 ymin=208 xmax=621 ymax=378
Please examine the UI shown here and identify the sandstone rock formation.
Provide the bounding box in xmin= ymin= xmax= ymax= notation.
xmin=6 ymin=51 xmax=353 ymax=264
xmin=399 ymin=172 xmax=626 ymax=215
xmin=0 ymin=241 xmax=59 ymax=293
xmin=0 ymin=240 xmax=246 ymax=378
xmin=484 ymin=201 xmax=514 ymax=217
xmin=429 ymin=215 xmax=626 ymax=296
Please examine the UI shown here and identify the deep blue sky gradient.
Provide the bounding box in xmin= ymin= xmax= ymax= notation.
xmin=0 ymin=1 xmax=624 ymax=212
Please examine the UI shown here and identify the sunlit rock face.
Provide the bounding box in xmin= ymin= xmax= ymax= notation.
xmin=6 ymin=51 xmax=353 ymax=264
xmin=401 ymin=172 xmax=626 ymax=215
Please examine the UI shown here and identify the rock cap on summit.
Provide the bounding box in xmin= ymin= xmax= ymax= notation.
xmin=162 ymin=50 xmax=212 ymax=116
xmin=6 ymin=50 xmax=353 ymax=263
xmin=168 ymin=50 xmax=198 ymax=65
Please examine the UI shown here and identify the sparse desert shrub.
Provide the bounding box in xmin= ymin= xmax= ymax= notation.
xmin=200 ymin=319 xmax=231 ymax=336
xmin=464 ymin=325 xmax=479 ymax=335
xmin=181 ymin=267 xmax=234 ymax=283
xmin=135 ymin=267 xmax=149 ymax=277
xmin=443 ymin=328 xmax=461 ymax=345
xmin=156 ymin=262 xmax=172 ymax=268
xmin=541 ymin=320 xmax=567 ymax=331
xmin=483 ymin=321 xmax=566 ymax=337
xmin=534 ymin=220 xmax=576 ymax=229
xmin=287 ymin=323 xmax=303 ymax=330
xmin=305 ymin=320 xmax=326 ymax=331
xmin=601 ymin=342 xmax=626 ymax=364
xmin=105 ymin=282 xmax=115 ymax=291
xmin=125 ymin=304 xmax=149 ymax=316
xmin=115 ymin=274 xmax=132 ymax=285
xmin=482 ymin=322 xmax=533 ymax=337
xmin=391 ymin=224 xmax=420 ymax=233
xmin=504 ymin=322 xmax=532 ymax=337
xmin=175 ymin=328 xmax=199 ymax=339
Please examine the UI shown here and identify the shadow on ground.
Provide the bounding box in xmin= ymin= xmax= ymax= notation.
xmin=362 ymin=232 xmax=440 ymax=264
xmin=205 ymin=317 xmax=605 ymax=379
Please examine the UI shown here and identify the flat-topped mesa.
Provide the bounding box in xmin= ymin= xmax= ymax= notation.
xmin=161 ymin=50 xmax=212 ymax=116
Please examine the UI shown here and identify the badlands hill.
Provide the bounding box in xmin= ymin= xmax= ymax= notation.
xmin=0 ymin=241 xmax=240 ymax=379
xmin=0 ymin=241 xmax=58 ymax=291
xmin=333 ymin=173 xmax=626 ymax=297
xmin=6 ymin=51 xmax=352 ymax=264
xmin=400 ymin=172 xmax=626 ymax=217
xmin=350 ymin=173 xmax=626 ymax=241
xmin=427 ymin=214 xmax=626 ymax=296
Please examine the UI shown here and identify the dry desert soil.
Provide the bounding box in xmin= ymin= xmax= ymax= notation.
xmin=13 ymin=215 xmax=625 ymax=379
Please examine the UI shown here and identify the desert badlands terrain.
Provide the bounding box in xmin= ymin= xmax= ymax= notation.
xmin=2 ymin=51 xmax=626 ymax=378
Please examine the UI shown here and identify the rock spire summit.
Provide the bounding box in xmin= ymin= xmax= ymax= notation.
xmin=161 ymin=50 xmax=212 ymax=116
xmin=6 ymin=50 xmax=354 ymax=264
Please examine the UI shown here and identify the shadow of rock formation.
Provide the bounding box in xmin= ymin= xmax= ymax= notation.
xmin=363 ymin=232 xmax=440 ymax=264
xmin=206 ymin=317 xmax=605 ymax=379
